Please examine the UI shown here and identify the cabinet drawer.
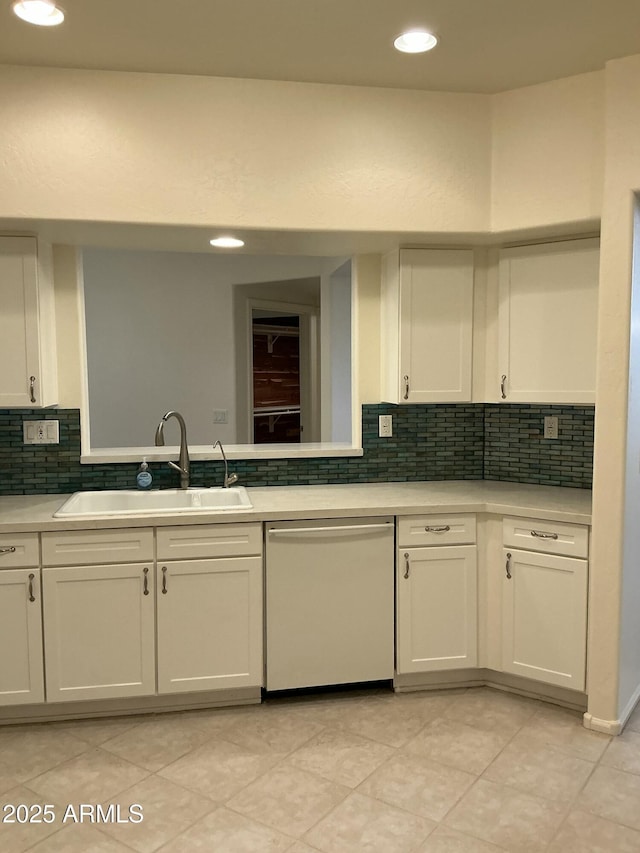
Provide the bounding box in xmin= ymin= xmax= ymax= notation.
xmin=157 ymin=523 xmax=262 ymax=560
xmin=41 ymin=528 xmax=154 ymax=566
xmin=0 ymin=533 xmax=39 ymax=568
xmin=503 ymin=516 xmax=588 ymax=558
xmin=397 ymin=514 xmax=476 ymax=547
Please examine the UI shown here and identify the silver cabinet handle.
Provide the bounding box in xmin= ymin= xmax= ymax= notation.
xmin=424 ymin=525 xmax=450 ymax=533
xmin=28 ymin=573 xmax=36 ymax=603
xmin=143 ymin=567 xmax=149 ymax=596
xmin=162 ymin=566 xmax=168 ymax=594
xmin=403 ymin=552 xmax=410 ymax=579
xmin=531 ymin=530 xmax=559 ymax=540
xmin=403 ymin=375 xmax=409 ymax=400
xmin=500 ymin=375 xmax=507 ymax=399
xmin=29 ymin=376 xmax=36 ymax=404
xmin=0 ymin=546 xmax=16 ymax=555
xmin=268 ymin=523 xmax=393 ymax=535
xmin=505 ymin=552 xmax=512 ymax=580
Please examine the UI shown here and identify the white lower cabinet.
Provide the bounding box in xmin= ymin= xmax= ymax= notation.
xmin=0 ymin=568 xmax=44 ymax=705
xmin=42 ymin=563 xmax=156 ymax=702
xmin=396 ymin=515 xmax=478 ymax=674
xmin=156 ymin=557 xmax=263 ymax=693
xmin=502 ymin=548 xmax=588 ymax=691
xmin=501 ymin=515 xmax=588 ymax=691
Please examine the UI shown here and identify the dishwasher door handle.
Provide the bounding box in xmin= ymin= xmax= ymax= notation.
xmin=267 ymin=522 xmax=394 ymax=536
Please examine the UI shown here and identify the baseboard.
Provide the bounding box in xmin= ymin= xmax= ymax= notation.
xmin=0 ymin=686 xmax=261 ymax=726
xmin=394 ymin=668 xmax=587 ymax=712
xmin=584 ymin=680 xmax=640 ymax=736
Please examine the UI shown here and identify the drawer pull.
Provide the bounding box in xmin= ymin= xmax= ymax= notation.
xmin=162 ymin=566 xmax=168 ymax=594
xmin=530 ymin=530 xmax=559 ymax=540
xmin=29 ymin=375 xmax=36 ymax=404
xmin=403 ymin=375 xmax=410 ymax=400
xmin=143 ymin=567 xmax=149 ymax=596
xmin=500 ymin=374 xmax=507 ymax=399
xmin=403 ymin=552 xmax=410 ymax=579
xmin=424 ymin=525 xmax=451 ymax=533
xmin=28 ymin=573 xmax=36 ymax=602
xmin=506 ymin=552 xmax=512 ymax=580
xmin=0 ymin=546 xmax=17 ymax=555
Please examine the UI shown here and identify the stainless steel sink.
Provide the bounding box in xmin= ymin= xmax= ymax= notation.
xmin=54 ymin=487 xmax=253 ymax=518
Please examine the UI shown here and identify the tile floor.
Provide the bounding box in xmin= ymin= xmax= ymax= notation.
xmin=1 ymin=686 xmax=640 ymax=852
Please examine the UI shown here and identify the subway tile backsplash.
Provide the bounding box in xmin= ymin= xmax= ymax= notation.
xmin=0 ymin=404 xmax=594 ymax=495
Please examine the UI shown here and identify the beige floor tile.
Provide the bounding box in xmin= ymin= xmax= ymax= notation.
xmin=278 ymin=695 xmax=379 ymax=729
xmin=519 ymin=704 xmax=611 ymax=761
xmin=446 ymin=687 xmax=539 ymax=735
xmin=417 ymin=825 xmax=507 ymax=852
xmin=287 ymin=727 xmax=394 ymax=788
xmin=304 ymin=791 xmax=435 ymax=853
xmin=0 ymin=785 xmax=66 ymax=853
xmin=157 ymin=736 xmax=282 ymax=801
xmin=600 ymin=728 xmax=640 ymax=775
xmin=27 ymin=824 xmax=133 ymax=852
xmin=483 ymin=729 xmax=595 ymax=802
xmin=55 ymin=716 xmax=142 ymax=746
xmin=358 ymin=754 xmax=475 ymax=822
xmin=327 ymin=696 xmax=430 ymax=748
xmin=548 ymin=809 xmax=640 ymax=852
xmin=100 ymin=715 xmax=211 ymax=771
xmin=287 ymin=844 xmax=322 ymax=852
xmin=379 ymin=690 xmax=462 ymax=723
xmin=0 ymin=727 xmax=89 ymax=783
xmin=172 ymin=704 xmax=260 ymax=736
xmin=148 ymin=806 xmax=293 ymax=853
xmin=222 ymin=708 xmax=326 ymax=755
xmin=25 ymin=747 xmax=149 ymax=804
xmin=0 ymin=763 xmax=20 ymax=796
xmin=578 ymin=765 xmax=640 ymax=830
xmin=227 ymin=762 xmax=349 ymax=837
xmin=402 ymin=718 xmax=511 ymax=775
xmin=99 ymin=774 xmax=216 ymax=852
xmin=445 ymin=778 xmax=565 ymax=853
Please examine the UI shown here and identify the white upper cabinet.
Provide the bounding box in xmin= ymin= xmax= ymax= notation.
xmin=497 ymin=238 xmax=599 ymax=404
xmin=0 ymin=236 xmax=58 ymax=407
xmin=381 ymin=249 xmax=474 ymax=403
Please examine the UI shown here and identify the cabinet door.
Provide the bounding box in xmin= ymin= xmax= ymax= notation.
xmin=497 ymin=239 xmax=599 ymax=403
xmin=382 ymin=249 xmax=474 ymax=403
xmin=502 ymin=548 xmax=587 ymax=690
xmin=0 ymin=237 xmax=57 ymax=407
xmin=42 ymin=563 xmax=155 ymax=702
xmin=157 ymin=557 xmax=263 ymax=693
xmin=0 ymin=569 xmax=44 ymax=705
xmin=397 ymin=545 xmax=477 ymax=673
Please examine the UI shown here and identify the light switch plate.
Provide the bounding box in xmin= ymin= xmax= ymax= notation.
xmin=213 ymin=409 xmax=228 ymax=424
xmin=23 ymin=420 xmax=60 ymax=445
xmin=378 ymin=415 xmax=393 ymax=437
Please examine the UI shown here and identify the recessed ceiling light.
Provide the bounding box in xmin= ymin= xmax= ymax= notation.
xmin=12 ymin=0 xmax=65 ymax=26
xmin=393 ymin=30 xmax=438 ymax=54
xmin=209 ymin=236 xmax=245 ymax=249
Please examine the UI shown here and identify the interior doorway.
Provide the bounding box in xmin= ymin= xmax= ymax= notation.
xmin=252 ymin=312 xmax=302 ymax=443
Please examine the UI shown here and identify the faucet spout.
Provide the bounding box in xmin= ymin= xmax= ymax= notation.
xmin=155 ymin=410 xmax=190 ymax=489
xmin=213 ymin=440 xmax=238 ymax=488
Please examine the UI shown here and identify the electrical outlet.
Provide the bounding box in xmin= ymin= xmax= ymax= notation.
xmin=213 ymin=409 xmax=228 ymax=424
xmin=23 ymin=420 xmax=60 ymax=444
xmin=378 ymin=415 xmax=393 ymax=437
xmin=543 ymin=416 xmax=559 ymax=439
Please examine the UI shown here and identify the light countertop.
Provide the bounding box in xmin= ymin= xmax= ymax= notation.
xmin=0 ymin=481 xmax=592 ymax=533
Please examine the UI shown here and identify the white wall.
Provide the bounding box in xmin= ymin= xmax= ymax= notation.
xmin=330 ymin=265 xmax=352 ymax=442
xmin=491 ymin=71 xmax=604 ymax=233
xmin=588 ymin=54 xmax=640 ymax=729
xmin=83 ymin=249 xmax=332 ymax=447
xmin=0 ymin=65 xmax=491 ymax=234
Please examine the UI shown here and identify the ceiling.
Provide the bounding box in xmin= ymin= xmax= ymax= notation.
xmin=2 ymin=0 xmax=640 ymax=94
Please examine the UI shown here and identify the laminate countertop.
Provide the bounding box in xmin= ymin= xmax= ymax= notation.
xmin=0 ymin=481 xmax=592 ymax=533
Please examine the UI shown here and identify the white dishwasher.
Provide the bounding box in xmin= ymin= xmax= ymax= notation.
xmin=265 ymin=517 xmax=395 ymax=691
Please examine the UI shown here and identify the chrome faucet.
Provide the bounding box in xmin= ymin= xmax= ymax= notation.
xmin=213 ymin=440 xmax=238 ymax=488
xmin=155 ymin=411 xmax=190 ymax=489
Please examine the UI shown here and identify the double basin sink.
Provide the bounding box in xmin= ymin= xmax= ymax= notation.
xmin=54 ymin=487 xmax=252 ymax=518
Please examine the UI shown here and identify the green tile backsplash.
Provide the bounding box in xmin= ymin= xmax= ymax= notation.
xmin=0 ymin=404 xmax=593 ymax=496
